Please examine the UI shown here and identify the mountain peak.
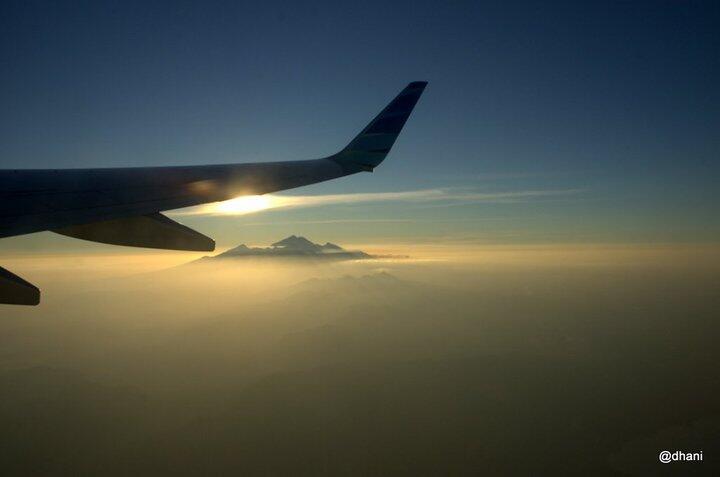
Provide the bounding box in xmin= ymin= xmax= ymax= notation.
xmin=271 ymin=235 xmax=318 ymax=251
xmin=202 ymin=236 xmax=372 ymax=262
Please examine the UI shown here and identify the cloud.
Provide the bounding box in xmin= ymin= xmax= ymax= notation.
xmin=172 ymin=188 xmax=583 ymax=217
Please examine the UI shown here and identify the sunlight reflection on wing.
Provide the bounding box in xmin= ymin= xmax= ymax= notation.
xmin=213 ymin=195 xmax=275 ymax=215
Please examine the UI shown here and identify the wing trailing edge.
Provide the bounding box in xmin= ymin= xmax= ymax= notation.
xmin=0 ymin=266 xmax=40 ymax=306
xmin=53 ymin=213 xmax=215 ymax=251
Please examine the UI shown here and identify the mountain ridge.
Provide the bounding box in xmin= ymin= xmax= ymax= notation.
xmin=197 ymin=235 xmax=373 ymax=262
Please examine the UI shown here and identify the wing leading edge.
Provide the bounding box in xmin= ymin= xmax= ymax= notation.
xmin=0 ymin=81 xmax=427 ymax=305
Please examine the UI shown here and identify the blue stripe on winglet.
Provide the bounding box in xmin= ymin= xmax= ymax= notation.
xmin=331 ymin=81 xmax=427 ymax=171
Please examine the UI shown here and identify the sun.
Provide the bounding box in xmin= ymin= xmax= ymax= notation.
xmin=213 ymin=195 xmax=273 ymax=215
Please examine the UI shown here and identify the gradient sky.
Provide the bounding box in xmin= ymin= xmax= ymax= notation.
xmin=1 ymin=0 xmax=718 ymax=250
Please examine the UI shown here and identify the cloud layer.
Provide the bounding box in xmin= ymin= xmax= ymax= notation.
xmin=174 ymin=188 xmax=583 ymax=216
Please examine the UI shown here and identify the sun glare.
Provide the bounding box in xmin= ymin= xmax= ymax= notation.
xmin=214 ymin=195 xmax=273 ymax=215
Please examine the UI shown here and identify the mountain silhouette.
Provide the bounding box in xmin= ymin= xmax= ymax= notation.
xmin=202 ymin=235 xmax=372 ymax=261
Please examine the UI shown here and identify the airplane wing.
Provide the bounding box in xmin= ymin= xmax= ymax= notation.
xmin=0 ymin=81 xmax=427 ymax=305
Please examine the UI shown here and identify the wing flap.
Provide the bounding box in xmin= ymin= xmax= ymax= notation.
xmin=0 ymin=266 xmax=40 ymax=306
xmin=53 ymin=213 xmax=215 ymax=251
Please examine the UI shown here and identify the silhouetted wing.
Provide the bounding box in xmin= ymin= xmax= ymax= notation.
xmin=0 ymin=266 xmax=40 ymax=306
xmin=54 ymin=213 xmax=216 ymax=252
xmin=0 ymin=82 xmax=427 ymax=240
xmin=0 ymin=81 xmax=427 ymax=305
xmin=0 ymin=159 xmax=349 ymax=239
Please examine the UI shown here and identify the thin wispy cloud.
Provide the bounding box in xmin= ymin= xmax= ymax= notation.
xmin=172 ymin=188 xmax=583 ymax=217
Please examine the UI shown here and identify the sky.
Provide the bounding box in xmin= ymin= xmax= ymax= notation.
xmin=1 ymin=0 xmax=719 ymax=251
xmin=2 ymin=3 xmax=720 ymax=470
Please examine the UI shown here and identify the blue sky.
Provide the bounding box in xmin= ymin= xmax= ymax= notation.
xmin=1 ymin=0 xmax=718 ymax=249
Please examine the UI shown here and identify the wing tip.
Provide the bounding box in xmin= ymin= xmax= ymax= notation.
xmin=332 ymin=81 xmax=428 ymax=171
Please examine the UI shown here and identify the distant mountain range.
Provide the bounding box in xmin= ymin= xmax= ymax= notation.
xmin=196 ymin=235 xmax=373 ymax=262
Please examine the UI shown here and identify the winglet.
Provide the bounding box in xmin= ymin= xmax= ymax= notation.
xmin=331 ymin=81 xmax=427 ymax=172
